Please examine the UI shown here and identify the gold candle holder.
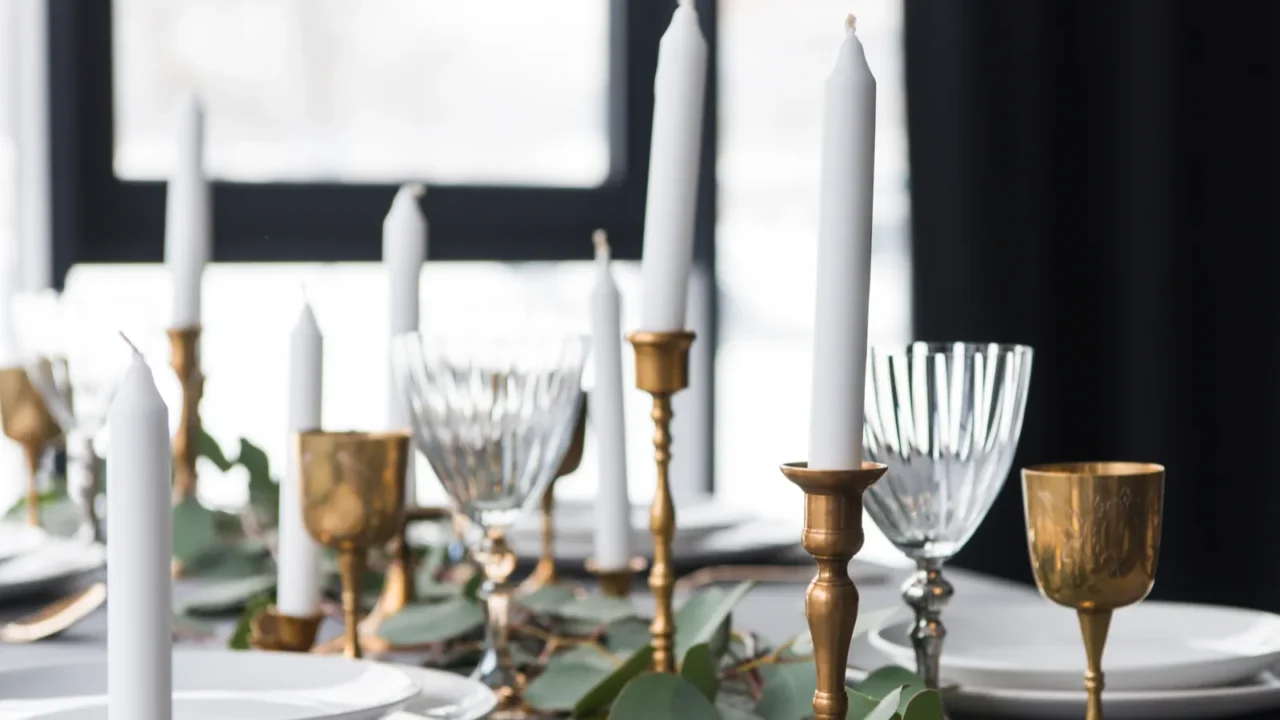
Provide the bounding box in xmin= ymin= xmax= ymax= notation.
xmin=249 ymin=605 xmax=323 ymax=652
xmin=520 ymin=393 xmax=588 ymax=594
xmin=780 ymin=461 xmax=888 ymax=720
xmin=168 ymin=326 xmax=204 ymax=503
xmin=586 ymin=556 xmax=648 ymax=598
xmin=0 ymin=365 xmax=62 ymax=527
xmin=374 ymin=505 xmax=455 ymax=622
xmin=299 ymin=430 xmax=409 ymax=659
xmin=628 ymin=329 xmax=695 ymax=674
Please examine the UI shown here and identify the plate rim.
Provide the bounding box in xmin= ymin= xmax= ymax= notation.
xmin=387 ymin=663 xmax=499 ymax=720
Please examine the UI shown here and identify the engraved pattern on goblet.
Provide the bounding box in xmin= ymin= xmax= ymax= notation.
xmin=392 ymin=332 xmax=588 ymax=716
xmin=862 ymin=341 xmax=1033 ymax=689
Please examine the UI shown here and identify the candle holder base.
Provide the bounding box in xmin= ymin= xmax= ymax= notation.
xmin=249 ymin=606 xmax=323 ymax=653
xmin=586 ymin=557 xmax=648 ymax=598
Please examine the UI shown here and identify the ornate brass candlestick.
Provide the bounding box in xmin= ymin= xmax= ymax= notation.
xmin=586 ymin=556 xmax=648 ymax=598
xmin=519 ymin=393 xmax=588 ymax=594
xmin=168 ymin=326 xmax=204 ymax=503
xmin=373 ymin=505 xmax=453 ymax=623
xmin=781 ymin=461 xmax=887 ymax=720
xmin=249 ymin=605 xmax=323 ymax=652
xmin=628 ymin=330 xmax=695 ymax=674
xmin=0 ymin=365 xmax=62 ymax=527
xmin=298 ymin=430 xmax=409 ymax=659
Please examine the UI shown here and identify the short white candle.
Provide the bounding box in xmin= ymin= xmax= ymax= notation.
xmin=638 ymin=0 xmax=708 ymax=332
xmin=164 ymin=94 xmax=211 ymax=329
xmin=384 ymin=184 xmax=426 ymax=504
xmin=277 ymin=300 xmax=323 ymax=617
xmin=807 ymin=15 xmax=877 ymax=470
xmin=107 ymin=343 xmax=173 ymax=720
xmin=589 ymin=231 xmax=632 ymax=570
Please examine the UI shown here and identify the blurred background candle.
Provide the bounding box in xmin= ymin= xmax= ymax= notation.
xmin=590 ymin=230 xmax=631 ymax=570
xmin=807 ymin=16 xmax=877 ymax=471
xmin=164 ymin=94 xmax=210 ymax=329
xmin=277 ymin=300 xmax=323 ymax=617
xmin=383 ymin=184 xmax=426 ymax=503
xmin=638 ymin=0 xmax=707 ymax=332
xmin=107 ymin=346 xmax=172 ymax=720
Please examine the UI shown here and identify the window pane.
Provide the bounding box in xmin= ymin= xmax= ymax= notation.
xmin=716 ymin=1 xmax=912 ymax=566
xmin=111 ymin=0 xmax=610 ymax=186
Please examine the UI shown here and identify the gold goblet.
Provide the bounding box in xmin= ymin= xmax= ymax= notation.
xmin=519 ymin=392 xmax=588 ymax=594
xmin=1022 ymin=462 xmax=1164 ymax=720
xmin=298 ymin=430 xmax=409 ymax=659
xmin=0 ymin=365 xmax=63 ymax=527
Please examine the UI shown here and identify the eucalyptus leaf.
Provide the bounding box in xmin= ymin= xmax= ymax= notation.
xmin=556 ymin=594 xmax=638 ymax=626
xmin=227 ymin=593 xmax=273 ymax=650
xmin=718 ymin=704 xmax=767 ymax=720
xmin=181 ymin=541 xmax=272 ymax=578
xmin=610 ymin=673 xmax=722 ymax=720
xmin=238 ymin=439 xmax=278 ymax=523
xmin=172 ymin=497 xmax=218 ymax=565
xmin=176 ymin=575 xmax=277 ymax=617
xmin=571 ymin=645 xmax=654 ymax=718
xmin=523 ymin=656 xmax=613 ymax=714
xmin=846 ymin=690 xmax=882 ymax=719
xmin=550 ymin=645 xmax=616 ymax=670
xmin=377 ymin=597 xmax=484 ymax=646
xmin=604 ymin=617 xmax=652 ymax=655
xmin=197 ymin=429 xmax=234 ymax=472
xmin=853 ymin=666 xmax=925 ymax=702
xmin=519 ymin=584 xmax=577 ymax=614
xmin=461 ymin=570 xmax=484 ymax=601
xmin=900 ymin=689 xmax=944 ymax=720
xmin=680 ymin=643 xmax=719 ymax=701
xmin=864 ymin=688 xmax=904 ymax=720
xmin=753 ymin=662 xmax=816 ymax=720
xmin=675 ymin=581 xmax=758 ymax=662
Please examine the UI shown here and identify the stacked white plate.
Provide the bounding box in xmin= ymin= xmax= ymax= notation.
xmin=0 ymin=649 xmax=497 ymax=719
xmin=0 ymin=524 xmax=105 ymax=602
xmin=850 ymin=599 xmax=1280 ymax=719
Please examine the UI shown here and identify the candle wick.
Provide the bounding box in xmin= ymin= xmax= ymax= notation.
xmin=592 ymin=229 xmax=610 ymax=257
xmin=118 ymin=332 xmax=143 ymax=358
xmin=846 ymin=13 xmax=857 ymax=33
xmin=405 ymin=183 xmax=426 ymax=200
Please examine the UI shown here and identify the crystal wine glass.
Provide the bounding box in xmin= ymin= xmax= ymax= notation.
xmin=392 ymin=332 xmax=589 ymax=718
xmin=862 ymin=341 xmax=1034 ymax=688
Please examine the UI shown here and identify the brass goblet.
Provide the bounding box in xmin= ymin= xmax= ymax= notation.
xmin=0 ymin=365 xmax=63 ymax=527
xmin=519 ymin=392 xmax=588 ymax=594
xmin=1022 ymin=462 xmax=1164 ymax=720
xmin=298 ymin=430 xmax=409 ymax=659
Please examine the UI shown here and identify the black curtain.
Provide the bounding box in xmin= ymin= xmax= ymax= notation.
xmin=906 ymin=0 xmax=1280 ymax=611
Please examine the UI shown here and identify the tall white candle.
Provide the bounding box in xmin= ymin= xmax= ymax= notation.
xmin=107 ymin=345 xmax=172 ymax=720
xmin=638 ymin=0 xmax=707 ymax=332
xmin=807 ymin=16 xmax=877 ymax=470
xmin=383 ymin=184 xmax=427 ymax=504
xmin=277 ymin=300 xmax=323 ymax=617
xmin=164 ymin=94 xmax=211 ymax=329
xmin=590 ymin=231 xmax=632 ymax=570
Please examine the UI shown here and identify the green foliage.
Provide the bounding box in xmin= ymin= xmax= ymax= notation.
xmin=611 ymin=673 xmax=722 ymax=720
xmin=176 ymin=574 xmax=276 ymax=617
xmin=681 ymin=643 xmax=720 ymax=701
xmin=377 ymin=597 xmax=485 ymax=646
xmin=227 ymin=593 xmax=273 ymax=650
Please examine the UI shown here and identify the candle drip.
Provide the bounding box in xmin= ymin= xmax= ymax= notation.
xmin=846 ymin=13 xmax=857 ymax=33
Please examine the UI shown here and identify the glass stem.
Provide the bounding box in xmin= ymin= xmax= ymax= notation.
xmin=901 ymin=558 xmax=954 ymax=689
xmin=475 ymin=529 xmax=519 ymax=695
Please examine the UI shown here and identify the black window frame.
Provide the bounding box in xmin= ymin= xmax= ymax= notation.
xmin=44 ymin=0 xmax=718 ymax=491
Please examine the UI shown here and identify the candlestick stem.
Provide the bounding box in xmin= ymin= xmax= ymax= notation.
xmin=780 ymin=461 xmax=887 ymax=720
xmin=22 ymin=442 xmax=41 ymax=527
xmin=338 ymin=548 xmax=365 ymax=659
xmin=519 ymin=393 xmax=585 ymax=595
xmin=168 ymin=326 xmax=204 ymax=503
xmin=629 ymin=331 xmax=695 ymax=674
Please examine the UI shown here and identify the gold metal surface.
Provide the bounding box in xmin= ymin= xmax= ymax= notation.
xmin=628 ymin=330 xmax=695 ymax=674
xmin=0 ymin=365 xmax=62 ymax=527
xmin=520 ymin=394 xmax=588 ymax=594
xmin=376 ymin=505 xmax=455 ymax=619
xmin=249 ymin=605 xmax=323 ymax=652
xmin=1022 ymin=461 xmax=1164 ymax=720
xmin=585 ymin=556 xmax=647 ymax=598
xmin=168 ymin=326 xmax=204 ymax=503
xmin=298 ymin=430 xmax=410 ymax=659
xmin=0 ymin=582 xmax=106 ymax=643
xmin=474 ymin=528 xmax=524 ymax=715
xmin=781 ymin=461 xmax=888 ymax=720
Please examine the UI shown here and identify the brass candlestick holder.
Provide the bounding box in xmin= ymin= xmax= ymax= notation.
xmin=628 ymin=329 xmax=695 ymax=674
xmin=0 ymin=365 xmax=62 ymax=527
xmin=586 ymin=556 xmax=648 ymax=598
xmin=168 ymin=326 xmax=204 ymax=503
xmin=781 ymin=461 xmax=888 ymax=720
xmin=519 ymin=393 xmax=588 ymax=594
xmin=299 ymin=430 xmax=409 ymax=659
xmin=374 ymin=505 xmax=454 ymax=624
xmin=249 ymin=605 xmax=323 ymax=652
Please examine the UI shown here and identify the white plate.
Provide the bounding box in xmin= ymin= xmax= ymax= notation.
xmin=871 ymin=599 xmax=1280 ymax=692
xmin=0 ymin=523 xmax=49 ymax=563
xmin=0 ymin=539 xmax=105 ymax=602
xmin=385 ymin=665 xmax=497 ymax=720
xmin=849 ymin=632 xmax=1280 ymax=719
xmin=0 ymin=648 xmax=420 ymax=719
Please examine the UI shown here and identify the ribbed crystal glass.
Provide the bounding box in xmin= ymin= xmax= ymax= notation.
xmin=391 ymin=333 xmax=590 ymax=531
xmin=863 ymin=341 xmax=1034 ymax=560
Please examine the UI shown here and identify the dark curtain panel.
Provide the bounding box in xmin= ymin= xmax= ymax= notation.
xmin=906 ymin=0 xmax=1280 ymax=610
